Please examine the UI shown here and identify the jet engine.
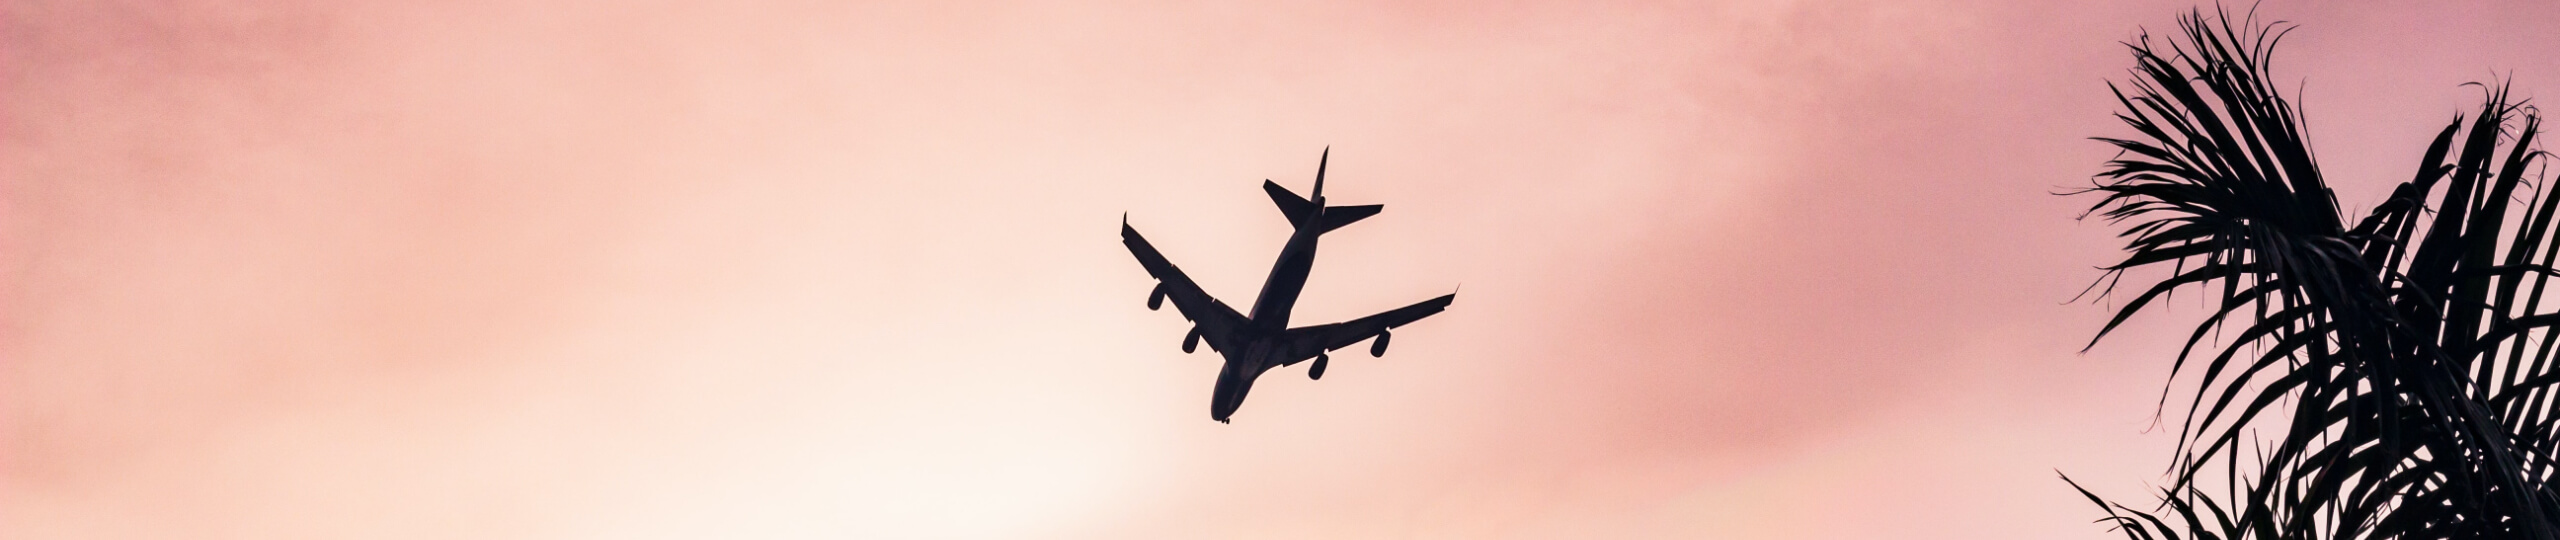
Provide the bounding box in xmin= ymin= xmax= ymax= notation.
xmin=1182 ymin=329 xmax=1202 ymax=353
xmin=1147 ymin=284 xmax=1167 ymax=310
xmin=1309 ymin=353 xmax=1328 ymax=380
xmin=1370 ymin=330 xmax=1392 ymax=357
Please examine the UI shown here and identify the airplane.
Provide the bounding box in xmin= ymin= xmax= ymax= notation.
xmin=1121 ymin=148 xmax=1456 ymax=423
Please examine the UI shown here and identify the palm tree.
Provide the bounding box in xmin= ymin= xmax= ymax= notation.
xmin=2068 ymin=7 xmax=2560 ymax=540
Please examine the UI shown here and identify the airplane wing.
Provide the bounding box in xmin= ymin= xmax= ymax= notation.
xmin=1121 ymin=219 xmax=1250 ymax=352
xmin=1276 ymin=293 xmax=1455 ymax=366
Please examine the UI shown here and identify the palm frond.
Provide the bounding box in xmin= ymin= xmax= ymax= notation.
xmin=2071 ymin=7 xmax=2560 ymax=539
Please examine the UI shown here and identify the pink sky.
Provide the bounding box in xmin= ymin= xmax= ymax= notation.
xmin=10 ymin=1 xmax=2560 ymax=538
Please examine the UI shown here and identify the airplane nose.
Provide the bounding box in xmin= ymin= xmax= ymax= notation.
xmin=1208 ymin=362 xmax=1247 ymax=423
xmin=1211 ymin=397 xmax=1237 ymax=423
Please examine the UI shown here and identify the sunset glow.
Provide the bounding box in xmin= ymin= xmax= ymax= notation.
xmin=11 ymin=1 xmax=2560 ymax=538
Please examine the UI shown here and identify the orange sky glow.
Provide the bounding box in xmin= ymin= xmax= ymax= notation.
xmin=10 ymin=1 xmax=2560 ymax=538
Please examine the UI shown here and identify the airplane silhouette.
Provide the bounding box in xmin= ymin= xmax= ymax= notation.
xmin=1121 ymin=148 xmax=1456 ymax=423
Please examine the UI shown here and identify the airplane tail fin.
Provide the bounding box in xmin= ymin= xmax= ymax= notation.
xmin=1311 ymin=146 xmax=1327 ymax=200
xmin=1316 ymin=204 xmax=1381 ymax=234
xmin=1271 ymin=148 xmax=1376 ymax=232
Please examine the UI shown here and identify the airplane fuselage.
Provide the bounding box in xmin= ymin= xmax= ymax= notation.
xmin=1245 ymin=209 xmax=1325 ymax=332
xmin=1210 ymin=212 xmax=1326 ymax=421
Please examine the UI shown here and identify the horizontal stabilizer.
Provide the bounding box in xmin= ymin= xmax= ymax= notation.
xmin=1317 ymin=204 xmax=1382 ymax=234
xmin=1264 ymin=180 xmax=1316 ymax=224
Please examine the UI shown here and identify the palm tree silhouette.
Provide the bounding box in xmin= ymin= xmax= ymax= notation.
xmin=2068 ymin=8 xmax=2560 ymax=539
